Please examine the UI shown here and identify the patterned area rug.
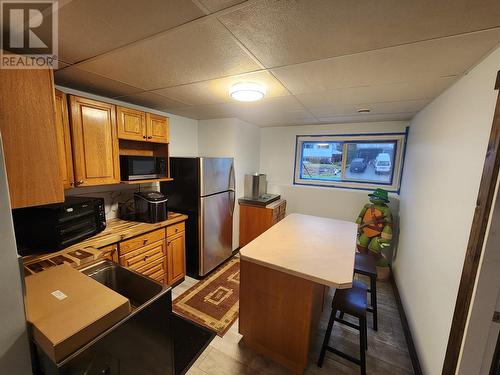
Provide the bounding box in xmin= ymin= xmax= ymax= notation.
xmin=173 ymin=258 xmax=240 ymax=337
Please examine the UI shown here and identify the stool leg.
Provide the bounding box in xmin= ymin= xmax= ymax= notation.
xmin=318 ymin=309 xmax=337 ymax=367
xmin=370 ymin=275 xmax=378 ymax=331
xmin=360 ymin=317 xmax=367 ymax=375
xmin=364 ymin=316 xmax=368 ymax=350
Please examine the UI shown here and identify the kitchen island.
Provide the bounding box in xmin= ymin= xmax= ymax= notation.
xmin=239 ymin=213 xmax=357 ymax=374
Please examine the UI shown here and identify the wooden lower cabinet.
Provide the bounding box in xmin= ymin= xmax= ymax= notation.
xmin=100 ymin=243 xmax=119 ymax=263
xmin=111 ymin=223 xmax=186 ymax=285
xmin=239 ymin=199 xmax=287 ymax=248
xmin=167 ymin=233 xmax=186 ymax=285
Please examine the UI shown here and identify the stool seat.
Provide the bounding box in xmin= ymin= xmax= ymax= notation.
xmin=332 ymin=281 xmax=368 ymax=317
xmin=354 ymin=253 xmax=377 ymax=276
xmin=319 ymin=283 xmax=368 ymax=375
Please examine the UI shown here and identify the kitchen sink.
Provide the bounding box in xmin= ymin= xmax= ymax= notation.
xmin=81 ymin=260 xmax=165 ymax=309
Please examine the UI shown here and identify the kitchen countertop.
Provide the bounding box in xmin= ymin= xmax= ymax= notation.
xmin=239 ymin=213 xmax=357 ymax=288
xmin=23 ymin=212 xmax=188 ymax=267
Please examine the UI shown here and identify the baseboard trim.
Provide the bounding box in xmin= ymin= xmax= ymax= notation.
xmin=390 ymin=273 xmax=424 ymax=375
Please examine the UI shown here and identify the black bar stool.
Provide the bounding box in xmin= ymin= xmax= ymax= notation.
xmin=318 ymin=280 xmax=368 ymax=375
xmin=354 ymin=252 xmax=378 ymax=331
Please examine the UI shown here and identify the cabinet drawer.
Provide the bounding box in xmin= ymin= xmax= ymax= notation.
xmin=278 ymin=201 xmax=286 ymax=215
xmin=120 ymin=228 xmax=165 ymax=254
xmin=100 ymin=243 xmax=118 ymax=262
xmin=166 ymin=222 xmax=185 ymax=237
xmin=120 ymin=240 xmax=165 ymax=269
xmin=151 ymin=270 xmax=165 ymax=283
xmin=135 ymin=257 xmax=165 ymax=276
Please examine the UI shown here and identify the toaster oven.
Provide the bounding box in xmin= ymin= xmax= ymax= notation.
xmin=13 ymin=196 xmax=106 ymax=256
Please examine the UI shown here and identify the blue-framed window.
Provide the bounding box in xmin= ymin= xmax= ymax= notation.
xmin=294 ymin=132 xmax=407 ymax=192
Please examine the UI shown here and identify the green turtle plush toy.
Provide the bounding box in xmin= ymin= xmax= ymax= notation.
xmin=356 ymin=188 xmax=393 ymax=266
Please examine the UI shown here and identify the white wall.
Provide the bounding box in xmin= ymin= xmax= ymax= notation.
xmin=0 ymin=136 xmax=32 ymax=374
xmin=458 ymin=173 xmax=500 ymax=375
xmin=198 ymin=118 xmax=261 ymax=250
xmin=259 ymin=122 xmax=408 ymax=223
xmin=393 ymin=46 xmax=500 ymax=375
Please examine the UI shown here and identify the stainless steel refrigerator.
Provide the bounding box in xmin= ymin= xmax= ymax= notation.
xmin=162 ymin=157 xmax=235 ymax=277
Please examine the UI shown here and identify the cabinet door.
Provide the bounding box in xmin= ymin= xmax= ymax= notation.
xmin=100 ymin=243 xmax=118 ymax=263
xmin=69 ymin=96 xmax=120 ymax=186
xmin=0 ymin=69 xmax=64 ymax=208
xmin=54 ymin=90 xmax=74 ymax=189
xmin=167 ymin=233 xmax=185 ymax=285
xmin=146 ymin=113 xmax=169 ymax=143
xmin=117 ymin=106 xmax=146 ymax=141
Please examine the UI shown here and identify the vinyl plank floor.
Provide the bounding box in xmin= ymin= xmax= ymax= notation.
xmin=174 ymin=276 xmax=414 ymax=375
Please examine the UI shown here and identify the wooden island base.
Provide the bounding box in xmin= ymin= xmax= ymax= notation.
xmin=239 ymin=259 xmax=325 ymax=374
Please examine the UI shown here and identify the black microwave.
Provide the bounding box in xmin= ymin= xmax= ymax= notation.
xmin=120 ymin=155 xmax=167 ymax=181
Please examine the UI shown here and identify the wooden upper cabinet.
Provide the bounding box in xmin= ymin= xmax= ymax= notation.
xmin=0 ymin=69 xmax=64 ymax=208
xmin=54 ymin=90 xmax=74 ymax=189
xmin=146 ymin=113 xmax=169 ymax=143
xmin=69 ymin=96 xmax=120 ymax=186
xmin=117 ymin=106 xmax=146 ymax=142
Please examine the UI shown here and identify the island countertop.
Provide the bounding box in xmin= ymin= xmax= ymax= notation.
xmin=239 ymin=213 xmax=357 ymax=288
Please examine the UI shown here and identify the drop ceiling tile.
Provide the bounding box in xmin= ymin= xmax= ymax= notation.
xmin=318 ymin=113 xmax=416 ymax=125
xmin=153 ymin=70 xmax=288 ymax=106
xmin=309 ymin=99 xmax=431 ymax=118
xmin=239 ymin=109 xmax=317 ymax=127
xmin=296 ymin=78 xmax=456 ymax=109
xmin=54 ymin=67 xmax=142 ymax=98
xmin=198 ymin=0 xmax=248 ymax=13
xmin=55 ymin=60 xmax=71 ymax=70
xmin=115 ymin=92 xmax=189 ymax=111
xmin=273 ymin=29 xmax=500 ymax=94
xmin=58 ymin=0 xmax=205 ymax=63
xmin=219 ymin=0 xmax=500 ymax=67
xmin=168 ymin=95 xmax=307 ymax=122
xmin=77 ymin=18 xmax=261 ymax=90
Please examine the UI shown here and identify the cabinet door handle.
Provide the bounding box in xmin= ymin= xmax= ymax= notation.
xmin=147 ymin=136 xmax=152 ymax=139
xmin=74 ymin=180 xmax=84 ymax=186
xmin=143 ymin=135 xmax=147 ymax=139
xmin=143 ymin=239 xmax=148 ymax=245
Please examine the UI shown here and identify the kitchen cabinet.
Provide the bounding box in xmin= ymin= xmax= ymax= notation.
xmin=116 ymin=106 xmax=146 ymax=142
xmin=100 ymin=243 xmax=119 ymax=263
xmin=0 ymin=69 xmax=64 ymax=208
xmin=239 ymin=199 xmax=287 ymax=248
xmin=167 ymin=233 xmax=186 ymax=285
xmin=146 ymin=113 xmax=169 ymax=143
xmin=69 ymin=95 xmax=120 ymax=187
xmin=117 ymin=224 xmax=186 ymax=285
xmin=117 ymin=107 xmax=169 ymax=143
xmin=54 ymin=90 xmax=75 ymax=189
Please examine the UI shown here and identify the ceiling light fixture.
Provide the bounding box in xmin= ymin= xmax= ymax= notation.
xmin=357 ymin=108 xmax=371 ymax=113
xmin=229 ymin=82 xmax=266 ymax=102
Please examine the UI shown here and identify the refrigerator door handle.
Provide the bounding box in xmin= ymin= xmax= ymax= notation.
xmin=229 ymin=161 xmax=235 ymax=191
xmin=229 ymin=190 xmax=235 ymax=216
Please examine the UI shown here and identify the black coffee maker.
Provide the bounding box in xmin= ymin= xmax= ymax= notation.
xmin=133 ymin=191 xmax=168 ymax=223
